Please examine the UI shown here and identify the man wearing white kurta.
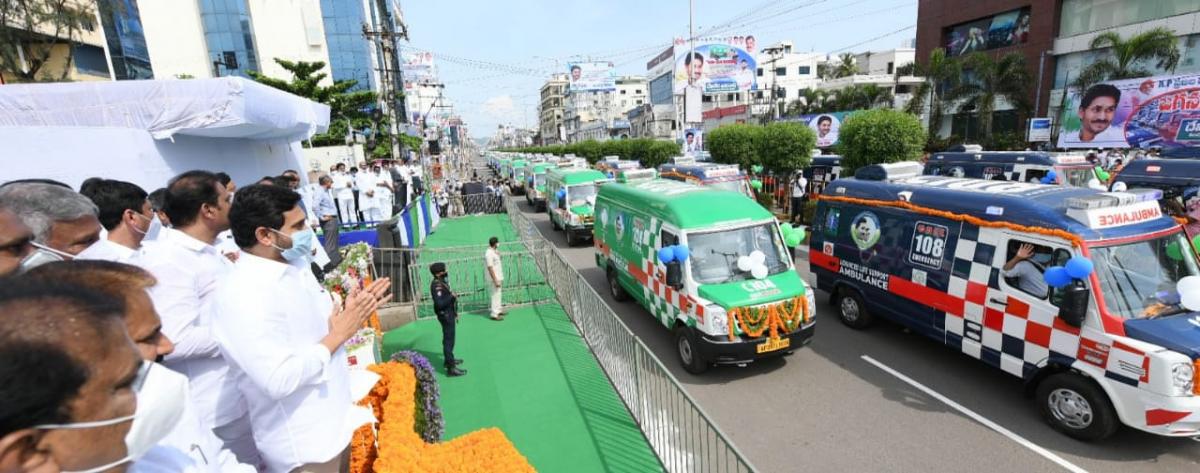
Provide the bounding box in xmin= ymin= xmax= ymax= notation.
xmin=355 ymin=165 xmax=380 ymax=222
xmin=213 ymin=184 xmax=391 ymax=473
xmin=133 ymin=171 xmax=256 ymax=464
xmin=485 ymin=236 xmax=505 ymax=320
xmin=373 ymin=165 xmax=395 ymax=220
xmin=331 ymin=164 xmax=357 ymax=225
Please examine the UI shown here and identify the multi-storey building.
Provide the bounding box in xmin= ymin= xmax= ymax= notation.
xmin=538 ymin=74 xmax=568 ymax=145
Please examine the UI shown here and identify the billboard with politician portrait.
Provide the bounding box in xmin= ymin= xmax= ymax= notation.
xmin=673 ymin=37 xmax=758 ymax=94
xmin=568 ymin=62 xmax=616 ymax=92
xmin=1058 ymin=72 xmax=1200 ymax=150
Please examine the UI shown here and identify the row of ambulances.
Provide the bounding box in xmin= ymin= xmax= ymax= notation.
xmin=811 ymin=161 xmax=1200 ymax=441
xmin=658 ymin=157 xmax=755 ymax=200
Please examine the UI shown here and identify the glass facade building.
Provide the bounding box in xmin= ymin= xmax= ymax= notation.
xmin=198 ymin=0 xmax=260 ymax=78
xmin=99 ymin=0 xmax=153 ymax=80
xmin=1053 ymin=1 xmax=1200 ymax=88
xmin=320 ymin=0 xmax=374 ymax=90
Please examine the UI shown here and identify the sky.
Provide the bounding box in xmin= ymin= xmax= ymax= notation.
xmin=399 ymin=0 xmax=920 ymax=140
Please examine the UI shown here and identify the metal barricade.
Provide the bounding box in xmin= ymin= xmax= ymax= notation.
xmin=407 ymin=247 xmax=554 ymax=320
xmin=460 ymin=192 xmax=505 ymax=215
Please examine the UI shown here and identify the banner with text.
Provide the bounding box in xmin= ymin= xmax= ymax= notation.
xmin=672 ymin=36 xmax=758 ymax=94
xmin=1058 ymin=72 xmax=1200 ymax=150
xmin=568 ymin=62 xmax=616 ymax=92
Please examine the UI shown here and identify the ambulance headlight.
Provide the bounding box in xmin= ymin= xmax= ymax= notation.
xmin=706 ymin=305 xmax=727 ymax=330
xmin=1171 ymin=362 xmax=1195 ymax=396
xmin=806 ymin=291 xmax=817 ymax=324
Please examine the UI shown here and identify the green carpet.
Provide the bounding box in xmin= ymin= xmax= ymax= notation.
xmin=383 ymin=305 xmax=662 ymax=472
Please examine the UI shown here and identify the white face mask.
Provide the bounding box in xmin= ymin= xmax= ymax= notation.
xmin=37 ymin=361 xmax=187 ymax=473
xmin=143 ymin=214 xmax=165 ymax=241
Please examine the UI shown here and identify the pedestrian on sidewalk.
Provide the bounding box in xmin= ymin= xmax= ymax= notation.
xmin=485 ymin=236 xmax=505 ymax=321
xmin=430 ymin=262 xmax=466 ymax=376
xmin=791 ymin=173 xmax=808 ymax=225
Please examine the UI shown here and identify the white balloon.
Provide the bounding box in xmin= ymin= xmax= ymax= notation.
xmin=737 ymin=256 xmax=753 ymax=272
xmin=1087 ymin=178 xmax=1105 ymax=190
xmin=751 ymin=265 xmax=768 ymax=279
xmin=1178 ymin=276 xmax=1200 ymax=295
xmin=1110 ymin=181 xmax=1127 ymax=192
xmin=1181 ymin=291 xmax=1200 ymax=312
xmin=749 ymin=250 xmax=766 ymax=264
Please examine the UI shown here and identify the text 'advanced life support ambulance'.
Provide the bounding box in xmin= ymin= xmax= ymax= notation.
xmin=811 ymin=163 xmax=1200 ymax=441
xmin=595 ymin=179 xmax=815 ymax=374
xmin=546 ymin=166 xmax=610 ymax=246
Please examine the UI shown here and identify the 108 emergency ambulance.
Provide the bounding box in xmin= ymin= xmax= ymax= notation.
xmin=524 ymin=161 xmax=556 ymax=211
xmin=811 ymin=162 xmax=1200 ymax=440
xmin=546 ymin=166 xmax=610 ymax=246
xmin=595 ymin=178 xmax=814 ymax=374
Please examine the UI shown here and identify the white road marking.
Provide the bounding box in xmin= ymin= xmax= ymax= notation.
xmin=861 ymin=355 xmax=1089 ymax=473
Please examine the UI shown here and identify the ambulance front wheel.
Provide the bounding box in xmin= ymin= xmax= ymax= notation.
xmin=607 ymin=266 xmax=630 ymax=302
xmin=674 ymin=326 xmax=709 ymax=374
xmin=1036 ymin=373 xmax=1119 ymax=441
xmin=836 ymin=289 xmax=874 ymax=329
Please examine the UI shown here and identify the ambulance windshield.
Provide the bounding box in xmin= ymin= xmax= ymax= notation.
xmin=1059 ymin=166 xmax=1095 ymax=187
xmin=533 ymin=174 xmax=545 ymax=187
xmin=687 ymin=223 xmax=788 ymax=285
xmin=1091 ymin=232 xmax=1200 ymax=319
xmin=709 ymin=179 xmax=750 ymax=197
xmin=568 ymin=184 xmax=597 ymax=206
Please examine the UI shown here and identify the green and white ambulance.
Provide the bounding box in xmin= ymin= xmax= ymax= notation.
xmin=524 ymin=162 xmax=555 ymax=211
xmin=594 ymin=179 xmax=816 ymax=373
xmin=509 ymin=158 xmax=529 ymax=195
xmin=546 ymin=167 xmax=611 ymax=246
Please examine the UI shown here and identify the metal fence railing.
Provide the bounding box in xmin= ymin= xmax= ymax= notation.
xmin=405 ymin=247 xmax=555 ymax=320
xmin=504 ymin=197 xmax=756 ymax=473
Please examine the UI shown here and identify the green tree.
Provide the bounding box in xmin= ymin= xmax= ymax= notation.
xmin=641 ymin=140 xmax=680 ymax=168
xmin=833 ymin=53 xmax=858 ymax=78
xmin=706 ymin=124 xmax=761 ymax=170
xmin=836 ymin=109 xmax=926 ymax=173
xmin=757 ymin=122 xmax=815 ymax=173
xmin=0 ymin=0 xmax=101 ymax=82
xmin=1070 ymin=27 xmax=1181 ymax=92
xmin=954 ymin=52 xmax=1031 ymax=138
xmin=248 ymin=59 xmax=394 ymax=158
xmin=905 ymin=48 xmax=962 ymax=139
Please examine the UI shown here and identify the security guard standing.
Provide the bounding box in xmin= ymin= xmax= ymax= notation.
xmin=430 ymin=262 xmax=466 ymax=376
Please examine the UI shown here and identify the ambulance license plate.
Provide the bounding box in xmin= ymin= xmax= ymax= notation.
xmin=756 ymin=337 xmax=790 ymax=354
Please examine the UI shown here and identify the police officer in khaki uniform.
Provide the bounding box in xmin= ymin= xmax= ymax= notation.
xmin=430 ymin=262 xmax=466 ymax=376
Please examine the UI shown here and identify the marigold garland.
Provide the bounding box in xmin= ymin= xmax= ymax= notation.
xmin=815 ymin=194 xmax=1085 ymax=248
xmin=726 ymin=296 xmax=809 ymax=341
xmin=348 ymin=361 xmax=536 ymax=473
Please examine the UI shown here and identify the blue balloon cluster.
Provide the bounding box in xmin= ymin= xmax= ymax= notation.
xmin=1039 ymin=171 xmax=1058 ymax=185
xmin=556 ymin=189 xmax=566 ymax=199
xmin=658 ymin=245 xmax=691 ymax=263
xmin=1042 ymin=256 xmax=1094 ymax=288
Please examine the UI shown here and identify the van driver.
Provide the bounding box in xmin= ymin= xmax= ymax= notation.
xmin=1003 ymin=243 xmax=1049 ymax=298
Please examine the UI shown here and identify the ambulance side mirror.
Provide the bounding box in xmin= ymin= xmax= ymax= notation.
xmin=666 ymin=261 xmax=684 ymax=290
xmin=1057 ymin=282 xmax=1089 ymax=327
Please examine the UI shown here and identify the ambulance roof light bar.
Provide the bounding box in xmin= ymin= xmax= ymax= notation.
xmin=603 ymin=155 xmax=620 ymax=162
xmin=1065 ymin=188 xmax=1163 ymax=210
xmin=672 ymin=156 xmax=696 ymax=165
xmin=617 ymin=169 xmax=657 ymax=183
xmin=853 ymin=161 xmax=924 ymax=181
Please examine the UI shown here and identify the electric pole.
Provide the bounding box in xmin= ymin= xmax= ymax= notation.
xmin=362 ymin=0 xmax=410 ymax=161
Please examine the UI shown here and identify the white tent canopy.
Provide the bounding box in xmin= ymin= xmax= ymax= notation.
xmin=0 ymin=77 xmax=330 ymax=190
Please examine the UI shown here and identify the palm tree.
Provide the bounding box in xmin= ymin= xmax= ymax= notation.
xmin=833 ymin=53 xmax=858 ymax=78
xmin=905 ymin=48 xmax=961 ymax=133
xmin=786 ymin=88 xmax=829 ymax=115
xmin=859 ymin=84 xmax=895 ymax=109
xmin=1070 ymin=27 xmax=1181 ymax=92
xmin=954 ymin=52 xmax=1031 ymax=137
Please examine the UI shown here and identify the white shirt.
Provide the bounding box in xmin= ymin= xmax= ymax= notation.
xmin=355 ymin=172 xmax=378 ymax=209
xmin=76 ymin=237 xmax=139 ymax=263
xmin=153 ymin=376 xmax=255 ymax=473
xmin=1004 ymin=260 xmax=1048 ymax=299
xmin=213 ymin=253 xmax=374 ymax=473
xmin=485 ymin=247 xmax=503 ymax=282
xmin=1059 ymin=127 xmax=1126 ymax=148
xmin=214 ymin=230 xmax=239 ymax=260
xmin=133 ymin=228 xmax=244 ymax=428
xmin=330 ymin=172 xmax=354 ymax=200
xmin=792 ymin=177 xmax=808 ymax=198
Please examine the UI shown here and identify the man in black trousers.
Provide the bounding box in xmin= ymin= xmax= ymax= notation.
xmin=430 ymin=262 xmax=466 ymax=376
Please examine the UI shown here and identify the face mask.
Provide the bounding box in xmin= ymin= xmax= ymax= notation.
xmin=271 ymin=228 xmax=315 ymax=263
xmin=18 ymin=242 xmax=71 ymax=273
xmin=37 ymin=361 xmax=185 ymax=473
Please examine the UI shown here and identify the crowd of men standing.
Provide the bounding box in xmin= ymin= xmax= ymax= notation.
xmin=0 ymin=169 xmax=392 ymax=472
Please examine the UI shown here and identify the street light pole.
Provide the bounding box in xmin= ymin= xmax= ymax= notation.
xmin=1034 ymin=49 xmax=1052 ymax=118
